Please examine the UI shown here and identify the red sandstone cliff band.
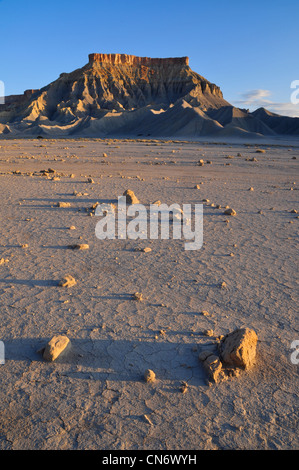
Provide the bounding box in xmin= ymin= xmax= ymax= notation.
xmin=88 ymin=53 xmax=189 ymax=67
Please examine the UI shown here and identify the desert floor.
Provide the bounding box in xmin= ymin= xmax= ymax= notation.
xmin=0 ymin=137 xmax=298 ymax=450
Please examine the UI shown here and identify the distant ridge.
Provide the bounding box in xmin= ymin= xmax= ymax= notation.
xmin=0 ymin=54 xmax=298 ymax=138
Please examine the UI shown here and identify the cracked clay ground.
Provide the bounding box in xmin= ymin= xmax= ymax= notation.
xmin=0 ymin=137 xmax=298 ymax=449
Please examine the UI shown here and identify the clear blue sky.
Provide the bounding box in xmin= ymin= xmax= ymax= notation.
xmin=0 ymin=0 xmax=298 ymax=115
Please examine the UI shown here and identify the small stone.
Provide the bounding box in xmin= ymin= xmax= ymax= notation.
xmin=224 ymin=208 xmax=236 ymax=216
xmin=69 ymin=244 xmax=89 ymax=250
xmin=43 ymin=335 xmax=71 ymax=362
xmin=133 ymin=292 xmax=143 ymax=301
xmin=144 ymin=369 xmax=156 ymax=383
xmin=57 ymin=202 xmax=71 ymax=208
xmin=204 ymin=329 xmax=214 ymax=337
xmin=135 ymin=246 xmax=152 ymax=253
xmin=87 ymin=177 xmax=94 ymax=183
xmin=69 ymin=226 xmax=76 ymax=230
xmin=180 ymin=381 xmax=188 ymax=394
xmin=59 ymin=275 xmax=77 ymax=288
xmin=194 ymin=184 xmax=201 ymax=189
xmin=202 ymin=354 xmax=224 ymax=383
xmin=123 ymin=189 xmax=139 ymax=204
xmin=0 ymin=258 xmax=9 ymax=265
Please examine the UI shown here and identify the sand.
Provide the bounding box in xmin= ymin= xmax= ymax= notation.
xmin=0 ymin=137 xmax=298 ymax=450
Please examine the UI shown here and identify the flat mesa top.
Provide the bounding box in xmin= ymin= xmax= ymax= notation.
xmin=88 ymin=53 xmax=189 ymax=66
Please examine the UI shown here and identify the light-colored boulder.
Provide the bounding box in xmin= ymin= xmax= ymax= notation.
xmin=43 ymin=335 xmax=71 ymax=362
xmin=219 ymin=328 xmax=258 ymax=369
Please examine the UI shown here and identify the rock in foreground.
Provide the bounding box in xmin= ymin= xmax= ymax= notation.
xmin=219 ymin=328 xmax=258 ymax=369
xmin=199 ymin=327 xmax=258 ymax=383
xmin=43 ymin=335 xmax=71 ymax=362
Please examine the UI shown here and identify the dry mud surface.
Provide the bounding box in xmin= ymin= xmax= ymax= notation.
xmin=0 ymin=137 xmax=298 ymax=450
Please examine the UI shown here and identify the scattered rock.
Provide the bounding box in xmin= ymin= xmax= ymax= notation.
xmin=0 ymin=258 xmax=9 ymax=265
xmin=133 ymin=292 xmax=143 ymax=301
xmin=224 ymin=208 xmax=236 ymax=216
xmin=204 ymin=329 xmax=214 ymax=337
xmin=199 ymin=351 xmax=225 ymax=384
xmin=43 ymin=335 xmax=71 ymax=362
xmin=135 ymin=246 xmax=152 ymax=253
xmin=57 ymin=202 xmax=71 ymax=208
xmin=69 ymin=243 xmax=89 ymax=250
xmin=144 ymin=369 xmax=156 ymax=383
xmin=180 ymin=381 xmax=188 ymax=394
xmin=123 ymin=189 xmax=139 ymax=204
xmin=219 ymin=327 xmax=258 ymax=370
xmin=256 ymin=149 xmax=265 ymax=153
xmin=201 ymin=310 xmax=209 ymax=316
xmin=59 ymin=275 xmax=77 ymax=288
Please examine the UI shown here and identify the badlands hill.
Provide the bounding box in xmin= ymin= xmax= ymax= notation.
xmin=0 ymin=53 xmax=298 ymax=138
